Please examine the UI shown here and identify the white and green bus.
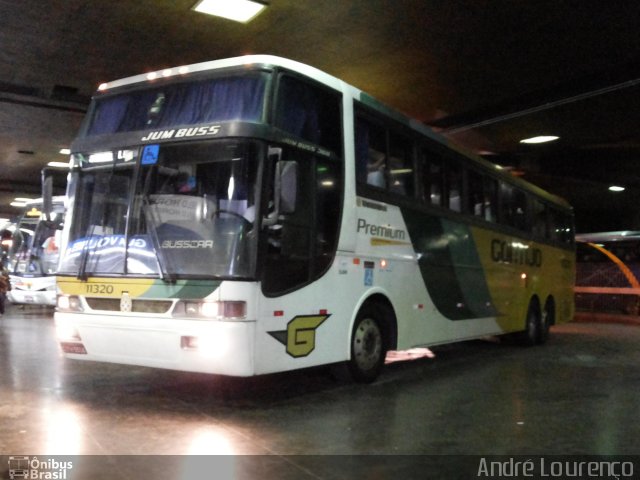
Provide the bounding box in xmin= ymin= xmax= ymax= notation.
xmin=52 ymin=55 xmax=575 ymax=382
xmin=7 ymin=197 xmax=65 ymax=306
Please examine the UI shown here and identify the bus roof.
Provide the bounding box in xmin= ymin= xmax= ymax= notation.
xmin=94 ymin=55 xmax=572 ymax=211
xmin=96 ymin=55 xmax=346 ymax=94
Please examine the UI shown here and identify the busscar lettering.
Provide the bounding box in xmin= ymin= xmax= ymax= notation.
xmin=356 ymin=218 xmax=406 ymax=240
xmin=141 ymin=125 xmax=220 ymax=142
xmin=161 ymin=240 xmax=214 ymax=249
xmin=491 ymin=239 xmax=542 ymax=267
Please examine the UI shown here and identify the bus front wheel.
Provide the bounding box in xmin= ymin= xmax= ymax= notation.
xmin=347 ymin=304 xmax=388 ymax=383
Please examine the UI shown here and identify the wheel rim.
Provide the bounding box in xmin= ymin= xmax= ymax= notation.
xmin=528 ymin=309 xmax=538 ymax=339
xmin=353 ymin=317 xmax=382 ymax=372
xmin=540 ymin=308 xmax=550 ymax=340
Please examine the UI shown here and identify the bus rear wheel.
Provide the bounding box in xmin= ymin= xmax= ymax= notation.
xmin=519 ymin=299 xmax=545 ymax=346
xmin=347 ymin=305 xmax=387 ymax=383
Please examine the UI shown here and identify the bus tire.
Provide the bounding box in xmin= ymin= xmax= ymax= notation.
xmin=519 ymin=298 xmax=542 ymax=346
xmin=347 ymin=303 xmax=388 ymax=383
xmin=539 ymin=297 xmax=554 ymax=344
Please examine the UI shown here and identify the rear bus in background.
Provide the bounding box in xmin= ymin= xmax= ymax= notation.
xmin=7 ymin=197 xmax=65 ymax=306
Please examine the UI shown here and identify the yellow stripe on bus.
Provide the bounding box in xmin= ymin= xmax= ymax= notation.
xmin=56 ymin=276 xmax=155 ymax=297
xmin=370 ymin=238 xmax=412 ymax=247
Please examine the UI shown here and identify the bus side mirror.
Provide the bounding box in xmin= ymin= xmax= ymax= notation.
xmin=278 ymin=161 xmax=297 ymax=214
xmin=41 ymin=168 xmax=53 ymax=222
xmin=262 ymin=160 xmax=298 ymax=227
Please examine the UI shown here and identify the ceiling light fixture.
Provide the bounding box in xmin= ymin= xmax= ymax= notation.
xmin=609 ymin=185 xmax=625 ymax=192
xmin=59 ymin=148 xmax=71 ymax=155
xmin=47 ymin=161 xmax=70 ymax=168
xmin=519 ymin=136 xmax=559 ymax=144
xmin=192 ymin=0 xmax=267 ymax=23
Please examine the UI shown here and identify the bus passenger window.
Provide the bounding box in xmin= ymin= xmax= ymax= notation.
xmin=275 ymin=75 xmax=342 ymax=154
xmin=467 ymin=170 xmax=484 ymax=217
xmin=532 ymin=199 xmax=548 ymax=238
xmin=469 ymin=173 xmax=498 ymax=222
xmin=355 ymin=116 xmax=386 ymax=188
xmin=367 ymin=148 xmax=386 ymax=188
xmin=422 ymin=152 xmax=443 ymax=206
xmin=388 ymin=132 xmax=414 ymax=197
xmin=447 ymin=163 xmax=462 ymax=212
xmin=550 ymin=210 xmax=574 ymax=244
xmin=500 ymin=183 xmax=528 ymax=231
xmin=483 ymin=178 xmax=498 ymax=222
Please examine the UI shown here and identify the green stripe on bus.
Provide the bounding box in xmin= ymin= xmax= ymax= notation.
xmin=401 ymin=208 xmax=497 ymax=320
xmin=141 ymin=279 xmax=222 ymax=299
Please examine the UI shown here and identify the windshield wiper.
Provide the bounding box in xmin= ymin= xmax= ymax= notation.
xmin=142 ymin=194 xmax=175 ymax=283
xmin=77 ymin=224 xmax=96 ymax=280
xmin=78 ymin=162 xmax=117 ymax=280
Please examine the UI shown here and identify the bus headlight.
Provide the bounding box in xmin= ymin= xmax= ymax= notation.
xmin=57 ymin=295 xmax=83 ymax=312
xmin=181 ymin=301 xmax=246 ymax=320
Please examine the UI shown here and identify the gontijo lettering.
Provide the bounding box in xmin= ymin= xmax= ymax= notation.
xmin=357 ymin=218 xmax=406 ymax=240
xmin=491 ymin=239 xmax=542 ymax=267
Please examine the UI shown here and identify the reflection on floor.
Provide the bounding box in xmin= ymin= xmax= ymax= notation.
xmin=1 ymin=304 xmax=639 ymax=478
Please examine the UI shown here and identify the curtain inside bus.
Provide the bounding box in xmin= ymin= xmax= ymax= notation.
xmin=86 ymin=74 xmax=268 ymax=136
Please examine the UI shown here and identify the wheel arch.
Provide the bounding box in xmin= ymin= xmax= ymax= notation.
xmin=350 ymin=290 xmax=398 ymax=353
xmin=544 ymin=295 xmax=556 ymax=326
xmin=528 ymin=294 xmax=542 ymax=317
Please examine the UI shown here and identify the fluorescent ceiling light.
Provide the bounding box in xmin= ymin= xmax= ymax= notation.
xmin=192 ymin=0 xmax=267 ymax=23
xmin=520 ymin=136 xmax=559 ymax=144
xmin=609 ymin=185 xmax=625 ymax=192
xmin=59 ymin=148 xmax=71 ymax=155
xmin=48 ymin=161 xmax=70 ymax=168
xmin=10 ymin=201 xmax=27 ymax=207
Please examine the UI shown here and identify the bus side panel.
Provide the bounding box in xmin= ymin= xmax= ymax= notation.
xmin=471 ymin=228 xmax=575 ymax=329
xmin=252 ymin=201 xmax=514 ymax=376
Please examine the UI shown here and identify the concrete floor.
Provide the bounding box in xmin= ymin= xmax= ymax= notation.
xmin=1 ymin=304 xmax=639 ymax=479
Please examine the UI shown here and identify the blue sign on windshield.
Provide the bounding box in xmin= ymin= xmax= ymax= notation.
xmin=141 ymin=144 xmax=160 ymax=165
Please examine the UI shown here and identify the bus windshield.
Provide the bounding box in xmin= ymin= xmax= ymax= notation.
xmin=84 ymin=72 xmax=267 ymax=137
xmin=58 ymin=140 xmax=260 ymax=279
xmin=10 ymin=204 xmax=64 ymax=276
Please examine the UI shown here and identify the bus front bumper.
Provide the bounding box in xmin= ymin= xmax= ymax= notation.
xmin=54 ymin=312 xmax=256 ymax=376
xmin=8 ymin=289 xmax=57 ymax=306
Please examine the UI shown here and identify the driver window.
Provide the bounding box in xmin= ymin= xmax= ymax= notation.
xmin=262 ymin=146 xmax=342 ymax=296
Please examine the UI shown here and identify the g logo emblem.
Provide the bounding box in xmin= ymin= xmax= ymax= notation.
xmin=268 ymin=314 xmax=330 ymax=358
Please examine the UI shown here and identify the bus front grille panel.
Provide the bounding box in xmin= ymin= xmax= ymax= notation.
xmin=85 ymin=297 xmax=173 ymax=314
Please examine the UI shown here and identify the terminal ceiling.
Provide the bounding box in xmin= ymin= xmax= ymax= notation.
xmin=1 ymin=0 xmax=639 ymax=232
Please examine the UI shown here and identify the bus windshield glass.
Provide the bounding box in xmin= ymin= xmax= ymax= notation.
xmin=83 ymin=72 xmax=268 ymax=137
xmin=58 ymin=140 xmax=260 ymax=279
xmin=10 ymin=205 xmax=64 ymax=276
